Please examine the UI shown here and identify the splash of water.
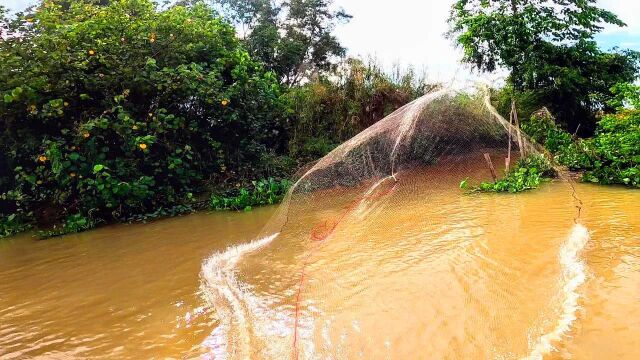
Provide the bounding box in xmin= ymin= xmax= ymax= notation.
xmin=200 ymin=233 xmax=280 ymax=358
xmin=525 ymin=224 xmax=590 ymax=359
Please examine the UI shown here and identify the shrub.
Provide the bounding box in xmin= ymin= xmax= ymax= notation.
xmin=583 ymin=110 xmax=640 ymax=187
xmin=0 ymin=0 xmax=290 ymax=236
xmin=519 ymin=91 xmax=640 ymax=188
xmin=1 ymin=213 xmax=32 ymax=238
xmin=287 ymin=58 xmax=437 ymax=162
xmin=521 ymin=109 xmax=594 ymax=170
xmin=210 ymin=178 xmax=291 ymax=211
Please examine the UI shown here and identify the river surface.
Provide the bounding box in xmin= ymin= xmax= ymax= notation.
xmin=0 ymin=169 xmax=638 ymax=359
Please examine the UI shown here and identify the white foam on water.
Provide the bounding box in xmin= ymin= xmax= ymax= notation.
xmin=524 ymin=224 xmax=590 ymax=360
xmin=199 ymin=233 xmax=280 ymax=358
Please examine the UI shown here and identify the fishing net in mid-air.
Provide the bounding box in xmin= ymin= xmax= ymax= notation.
xmin=199 ymin=86 xmax=586 ymax=360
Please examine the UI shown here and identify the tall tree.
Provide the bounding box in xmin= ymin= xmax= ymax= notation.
xmin=214 ymin=0 xmax=351 ymax=86
xmin=447 ymin=0 xmax=640 ymax=132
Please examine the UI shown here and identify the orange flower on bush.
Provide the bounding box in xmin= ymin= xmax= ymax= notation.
xmin=139 ymin=143 xmax=148 ymax=150
xmin=221 ymin=99 xmax=230 ymax=106
xmin=88 ymin=49 xmax=96 ymax=56
xmin=149 ymin=33 xmax=156 ymax=43
xmin=38 ymin=155 xmax=47 ymax=162
xmin=83 ymin=132 xmax=90 ymax=138
xmin=63 ymin=101 xmax=69 ymax=107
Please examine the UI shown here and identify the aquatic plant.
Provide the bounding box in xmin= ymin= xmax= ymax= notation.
xmin=210 ymin=178 xmax=291 ymax=212
xmin=461 ymin=155 xmax=555 ymax=193
xmin=37 ymin=213 xmax=96 ymax=238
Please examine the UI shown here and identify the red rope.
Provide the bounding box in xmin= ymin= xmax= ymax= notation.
xmin=291 ymin=180 xmax=398 ymax=359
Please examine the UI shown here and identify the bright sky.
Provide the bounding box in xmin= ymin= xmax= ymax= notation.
xmin=332 ymin=0 xmax=640 ymax=83
xmin=4 ymin=0 xmax=640 ymax=83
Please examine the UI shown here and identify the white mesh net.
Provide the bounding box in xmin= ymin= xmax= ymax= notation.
xmin=199 ymin=86 xmax=584 ymax=359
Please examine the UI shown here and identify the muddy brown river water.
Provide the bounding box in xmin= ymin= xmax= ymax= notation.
xmin=0 ymin=171 xmax=638 ymax=359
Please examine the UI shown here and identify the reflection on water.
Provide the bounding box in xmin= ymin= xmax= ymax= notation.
xmin=0 ymin=174 xmax=638 ymax=359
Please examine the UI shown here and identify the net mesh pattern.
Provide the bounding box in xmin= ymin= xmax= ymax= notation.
xmin=199 ymin=86 xmax=581 ymax=359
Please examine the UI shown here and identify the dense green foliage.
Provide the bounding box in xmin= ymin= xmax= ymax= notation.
xmin=210 ymin=178 xmax=291 ymax=211
xmin=521 ymin=109 xmax=594 ymax=170
xmin=2 ymin=0 xmax=637 ymax=240
xmin=287 ymin=59 xmax=434 ymax=161
xmin=0 ymin=0 xmax=290 ymax=237
xmin=448 ymin=0 xmax=640 ymax=133
xmin=0 ymin=213 xmax=33 ymax=238
xmin=520 ymin=88 xmax=640 ymax=188
xmin=461 ymin=155 xmax=555 ymax=193
xmin=609 ymin=83 xmax=640 ymax=110
xmin=583 ymin=110 xmax=640 ymax=187
xmin=214 ymin=0 xmax=351 ymax=86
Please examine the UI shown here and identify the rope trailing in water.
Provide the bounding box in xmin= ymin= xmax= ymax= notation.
xmin=291 ymin=176 xmax=398 ymax=359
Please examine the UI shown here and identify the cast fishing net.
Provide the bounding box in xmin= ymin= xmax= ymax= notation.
xmin=199 ymin=86 xmax=586 ymax=359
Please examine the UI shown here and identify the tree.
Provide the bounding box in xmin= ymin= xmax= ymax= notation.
xmin=0 ymin=0 xmax=289 ymax=233
xmin=214 ymin=0 xmax=351 ymax=86
xmin=448 ymin=0 xmax=640 ymax=133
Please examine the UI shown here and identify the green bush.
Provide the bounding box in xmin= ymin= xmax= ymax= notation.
xmin=461 ymin=155 xmax=555 ymax=193
xmin=1 ymin=213 xmax=33 ymax=238
xmin=210 ymin=178 xmax=291 ymax=211
xmin=521 ymin=109 xmax=594 ymax=170
xmin=0 ymin=0 xmax=290 ymax=236
xmin=519 ymin=88 xmax=640 ymax=188
xmin=583 ymin=110 xmax=640 ymax=187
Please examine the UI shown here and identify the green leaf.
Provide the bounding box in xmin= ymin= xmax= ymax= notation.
xmin=93 ymin=164 xmax=105 ymax=173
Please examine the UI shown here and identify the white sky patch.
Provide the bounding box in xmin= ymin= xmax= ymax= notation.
xmin=333 ymin=0 xmax=473 ymax=83
xmin=333 ymin=0 xmax=638 ymax=82
xmin=598 ymin=0 xmax=640 ymax=35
